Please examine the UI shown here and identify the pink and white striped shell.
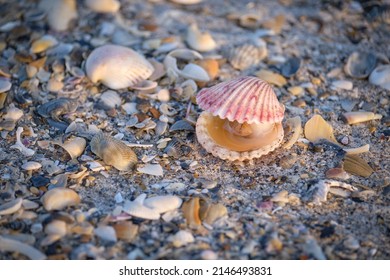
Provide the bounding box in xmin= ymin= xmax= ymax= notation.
xmin=196 ymin=76 xmax=285 ymax=161
xmin=197 ymin=76 xmax=284 ymax=124
xmin=85 ymin=44 xmax=154 ymax=90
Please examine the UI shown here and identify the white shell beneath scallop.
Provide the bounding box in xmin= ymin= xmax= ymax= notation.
xmin=86 ymin=44 xmax=154 ymax=90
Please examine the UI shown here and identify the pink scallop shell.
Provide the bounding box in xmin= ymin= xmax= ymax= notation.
xmin=196 ymin=76 xmax=284 ymax=124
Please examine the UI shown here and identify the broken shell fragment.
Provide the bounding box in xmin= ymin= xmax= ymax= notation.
xmin=344 ymin=51 xmax=376 ymax=78
xmin=170 ymin=0 xmax=203 ymax=4
xmin=369 ymin=65 xmax=390 ymax=90
xmin=39 ymin=0 xmax=78 ymax=31
xmin=196 ymin=76 xmax=285 ymax=161
xmin=144 ymin=195 xmax=183 ymax=214
xmin=58 ymin=137 xmax=86 ymax=159
xmin=21 ymin=161 xmax=42 ymax=171
xmin=86 ymin=44 xmax=153 ymax=90
xmin=90 ymin=133 xmax=137 ymax=171
xmin=304 ymin=114 xmax=338 ymax=144
xmin=122 ymin=194 xmax=160 ymax=220
xmin=41 ymin=188 xmax=81 ymax=211
xmin=343 ymin=154 xmax=374 ymax=178
xmin=186 ymin=23 xmax=217 ymax=52
xmin=341 ymin=111 xmax=382 ymax=125
xmin=85 ymin=0 xmax=120 ymax=13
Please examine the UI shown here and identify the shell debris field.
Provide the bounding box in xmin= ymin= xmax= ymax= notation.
xmin=0 ymin=0 xmax=389 ymax=261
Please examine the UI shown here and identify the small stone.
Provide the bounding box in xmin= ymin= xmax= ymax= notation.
xmin=114 ymin=192 xmax=123 ymax=204
xmin=343 ymin=236 xmax=360 ymax=250
xmin=331 ymin=80 xmax=353 ymax=90
xmin=94 ymin=225 xmax=117 ymax=242
xmin=168 ymin=230 xmax=194 ymax=248
xmin=47 ymin=78 xmax=64 ymax=92
xmin=255 ymin=69 xmax=287 ymax=87
xmin=200 ymin=250 xmax=218 ymax=260
xmin=288 ymin=86 xmax=304 ymax=96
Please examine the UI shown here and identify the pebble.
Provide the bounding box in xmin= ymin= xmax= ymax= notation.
xmin=94 ymin=225 xmax=117 ymax=243
xmin=47 ymin=78 xmax=64 ymax=92
xmin=114 ymin=192 xmax=124 ymax=204
xmin=343 ymin=236 xmax=360 ymax=250
xmin=288 ymin=86 xmax=304 ymax=96
xmin=168 ymin=230 xmax=195 ymax=248
xmin=200 ymin=250 xmax=218 ymax=260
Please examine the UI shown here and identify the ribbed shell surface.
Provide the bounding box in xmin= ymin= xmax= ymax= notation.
xmin=196 ymin=76 xmax=284 ymax=124
xmin=86 ymin=44 xmax=153 ymax=89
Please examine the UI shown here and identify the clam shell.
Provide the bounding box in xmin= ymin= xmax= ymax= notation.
xmin=227 ymin=44 xmax=267 ymax=70
xmin=85 ymin=0 xmax=120 ymax=13
xmin=369 ymin=65 xmax=390 ymax=90
xmin=21 ymin=161 xmax=42 ymax=171
xmin=186 ymin=23 xmax=217 ymax=52
xmin=90 ymin=133 xmax=137 ymax=171
xmin=85 ymin=44 xmax=154 ymax=90
xmin=344 ymin=51 xmax=377 ymax=78
xmin=123 ymin=194 xmax=160 ymax=220
xmin=196 ymin=76 xmax=284 ymax=124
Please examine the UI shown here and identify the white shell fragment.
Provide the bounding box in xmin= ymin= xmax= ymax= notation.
xmin=99 ymin=90 xmax=122 ymax=110
xmin=85 ymin=0 xmax=120 ymax=13
xmin=137 ymin=163 xmax=163 ymax=176
xmin=369 ymin=65 xmax=390 ymax=90
xmin=331 ymin=80 xmax=353 ymax=90
xmin=0 ymin=236 xmax=47 ymax=260
xmin=86 ymin=44 xmax=154 ymax=90
xmin=122 ymin=194 xmax=160 ymax=220
xmin=168 ymin=230 xmax=195 ymax=248
xmin=186 ymin=23 xmax=217 ymax=52
xmin=10 ymin=127 xmax=35 ymax=157
xmin=21 ymin=161 xmax=42 ymax=171
xmin=39 ymin=0 xmax=78 ymax=31
xmin=308 ymin=180 xmax=357 ymax=205
xmin=144 ymin=195 xmax=183 ymax=214
xmin=227 ymin=43 xmax=267 ymax=70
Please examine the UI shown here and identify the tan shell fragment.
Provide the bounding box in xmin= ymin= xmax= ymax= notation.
xmin=41 ymin=188 xmax=81 ymax=211
xmin=85 ymin=0 xmax=120 ymax=13
xmin=343 ymin=154 xmax=374 ymax=178
xmin=0 ymin=198 xmax=23 ymax=215
xmin=304 ymin=114 xmax=338 ymax=144
xmin=182 ymin=197 xmax=202 ymax=227
xmin=186 ymin=23 xmax=217 ymax=52
xmin=86 ymin=44 xmax=153 ymax=90
xmin=341 ymin=111 xmax=382 ymax=125
xmin=90 ymin=133 xmax=137 ymax=171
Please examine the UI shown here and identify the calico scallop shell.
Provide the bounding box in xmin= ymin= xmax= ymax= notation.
xmin=196 ymin=76 xmax=284 ymax=161
xmin=197 ymin=76 xmax=284 ymax=124
xmin=85 ymin=44 xmax=154 ymax=90
xmin=90 ymin=133 xmax=137 ymax=171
